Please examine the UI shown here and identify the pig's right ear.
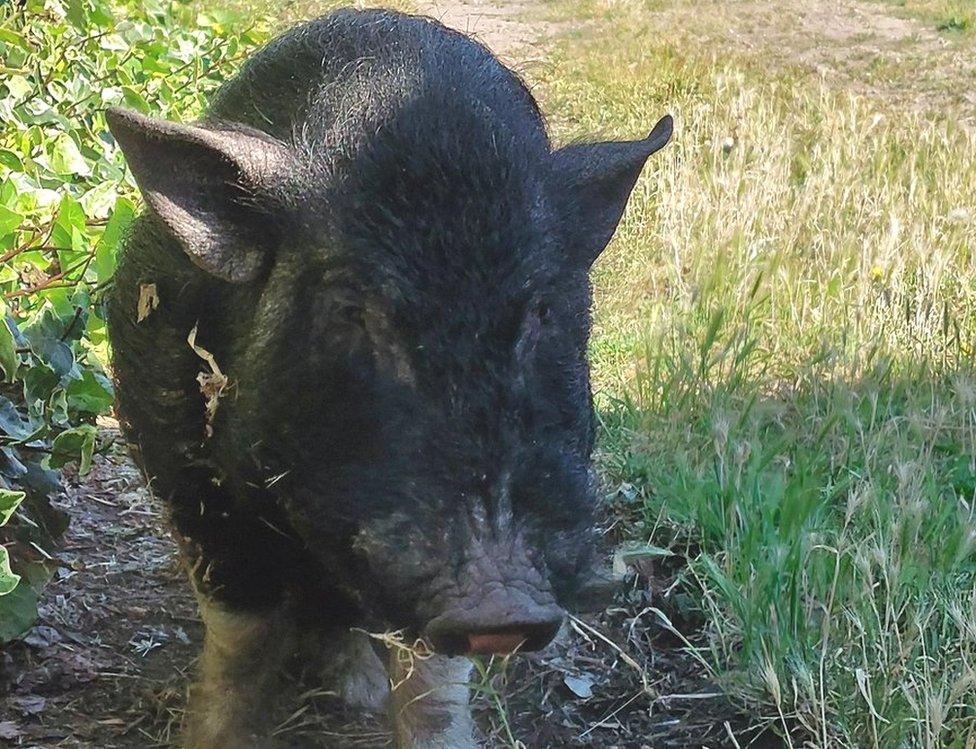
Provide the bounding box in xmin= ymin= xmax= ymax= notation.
xmin=106 ymin=107 xmax=295 ymax=283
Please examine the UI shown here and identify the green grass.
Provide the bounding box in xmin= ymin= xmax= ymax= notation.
xmin=880 ymin=0 xmax=975 ymax=34
xmin=539 ymin=2 xmax=976 ymax=746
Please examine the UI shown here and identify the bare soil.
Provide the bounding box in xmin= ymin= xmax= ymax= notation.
xmin=417 ymin=0 xmax=544 ymax=60
xmin=631 ymin=0 xmax=976 ymax=120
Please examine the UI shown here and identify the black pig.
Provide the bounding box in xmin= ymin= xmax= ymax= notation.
xmin=106 ymin=8 xmax=671 ymax=748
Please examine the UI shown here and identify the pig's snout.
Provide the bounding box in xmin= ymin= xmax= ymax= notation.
xmin=423 ymin=587 xmax=564 ymax=656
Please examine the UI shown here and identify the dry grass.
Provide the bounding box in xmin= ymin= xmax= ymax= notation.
xmin=536 ymin=1 xmax=976 ymax=746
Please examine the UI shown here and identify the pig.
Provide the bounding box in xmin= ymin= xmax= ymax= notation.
xmin=105 ymin=8 xmax=671 ymax=748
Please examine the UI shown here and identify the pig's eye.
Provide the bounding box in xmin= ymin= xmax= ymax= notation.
xmin=337 ymin=305 xmax=363 ymax=326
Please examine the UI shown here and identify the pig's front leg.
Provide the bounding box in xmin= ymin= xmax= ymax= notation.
xmin=319 ymin=628 xmax=390 ymax=713
xmin=184 ymin=599 xmax=294 ymax=749
xmin=389 ymin=651 xmax=475 ymax=749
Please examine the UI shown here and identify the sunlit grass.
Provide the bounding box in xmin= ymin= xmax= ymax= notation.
xmin=539 ymin=3 xmax=976 ymax=746
xmin=881 ymin=0 xmax=975 ymax=34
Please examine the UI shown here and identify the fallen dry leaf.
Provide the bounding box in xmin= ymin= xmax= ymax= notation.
xmin=187 ymin=323 xmax=230 ymax=439
xmin=11 ymin=694 xmax=46 ymax=716
xmin=136 ymin=283 xmax=159 ymax=322
xmin=24 ymin=625 xmax=62 ymax=649
xmin=0 ymin=722 xmax=23 ymax=740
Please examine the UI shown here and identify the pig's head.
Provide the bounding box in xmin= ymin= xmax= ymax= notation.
xmin=106 ymin=100 xmax=671 ymax=656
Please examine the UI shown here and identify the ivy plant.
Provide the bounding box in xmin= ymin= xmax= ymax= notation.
xmin=0 ymin=0 xmax=271 ymax=642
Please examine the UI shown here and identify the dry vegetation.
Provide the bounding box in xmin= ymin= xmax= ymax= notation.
xmin=534 ymin=0 xmax=976 ymax=745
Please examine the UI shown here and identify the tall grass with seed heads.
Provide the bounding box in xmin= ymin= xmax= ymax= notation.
xmin=538 ymin=3 xmax=976 ymax=746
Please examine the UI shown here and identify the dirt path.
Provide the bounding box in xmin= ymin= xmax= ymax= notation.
xmin=415 ymin=0 xmax=544 ymax=60
xmin=641 ymin=0 xmax=976 ymax=119
xmin=3 ymin=0 xmax=970 ymax=748
xmin=415 ymin=0 xmax=976 ymax=121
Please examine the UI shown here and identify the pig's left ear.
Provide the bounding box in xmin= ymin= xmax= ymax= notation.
xmin=106 ymin=107 xmax=295 ymax=283
xmin=549 ymin=114 xmax=673 ymax=266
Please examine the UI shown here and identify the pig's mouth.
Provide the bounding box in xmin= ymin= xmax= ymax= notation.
xmin=344 ymin=512 xmax=574 ymax=656
xmin=420 ymin=582 xmax=565 ymax=657
xmin=426 ymin=620 xmax=562 ymax=656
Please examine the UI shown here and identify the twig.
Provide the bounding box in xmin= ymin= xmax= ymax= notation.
xmin=579 ymin=692 xmax=642 ymax=739
xmin=569 ymin=614 xmax=653 ymax=696
xmin=4 ymin=251 xmax=96 ymax=299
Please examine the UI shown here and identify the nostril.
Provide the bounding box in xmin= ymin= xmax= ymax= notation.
xmin=467 ymin=631 xmax=528 ymax=655
xmin=428 ymin=619 xmax=562 ymax=656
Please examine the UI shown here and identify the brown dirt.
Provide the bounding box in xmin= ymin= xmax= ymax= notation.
xmin=635 ymin=0 xmax=976 ymax=119
xmin=416 ymin=0 xmax=544 ymax=60
xmin=0 ymin=426 xmax=198 ymax=748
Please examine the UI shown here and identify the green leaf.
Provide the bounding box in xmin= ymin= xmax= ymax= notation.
xmin=0 ymin=547 xmax=22 ymax=598
xmin=49 ymin=133 xmax=92 ymax=177
xmin=93 ymin=197 xmax=134 ymax=283
xmin=66 ymin=368 xmax=114 ymax=415
xmin=23 ymin=363 xmax=60 ymax=410
xmin=0 ymin=489 xmax=26 ymax=526
xmin=0 ymin=150 xmax=24 ymax=171
xmin=0 ymin=205 xmax=23 ymax=239
xmin=23 ymin=307 xmax=81 ymax=380
xmin=0 ymin=397 xmax=39 ymax=443
xmin=0 ymin=580 xmax=38 ymax=643
xmin=121 ymin=86 xmax=151 ymax=115
xmin=89 ymin=0 xmax=115 ymax=27
xmin=43 ymin=288 xmax=76 ymax=320
xmin=0 ymin=315 xmax=17 ymax=381
xmin=21 ymin=460 xmax=61 ymax=499
xmin=50 ymin=424 xmax=97 ymax=474
xmin=3 ymin=75 xmax=32 ymax=100
xmin=50 ymin=195 xmax=87 ymax=251
xmin=66 ymin=0 xmax=90 ymax=30
xmin=80 ymin=180 xmax=117 ymax=219
xmin=612 ymin=541 xmax=675 ymax=576
xmin=0 ymin=28 xmax=27 ymax=49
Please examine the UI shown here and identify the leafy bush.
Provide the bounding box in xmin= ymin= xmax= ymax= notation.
xmin=0 ymin=0 xmax=270 ymax=642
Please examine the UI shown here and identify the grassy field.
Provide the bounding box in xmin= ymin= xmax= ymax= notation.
xmin=532 ymin=0 xmax=976 ymax=745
